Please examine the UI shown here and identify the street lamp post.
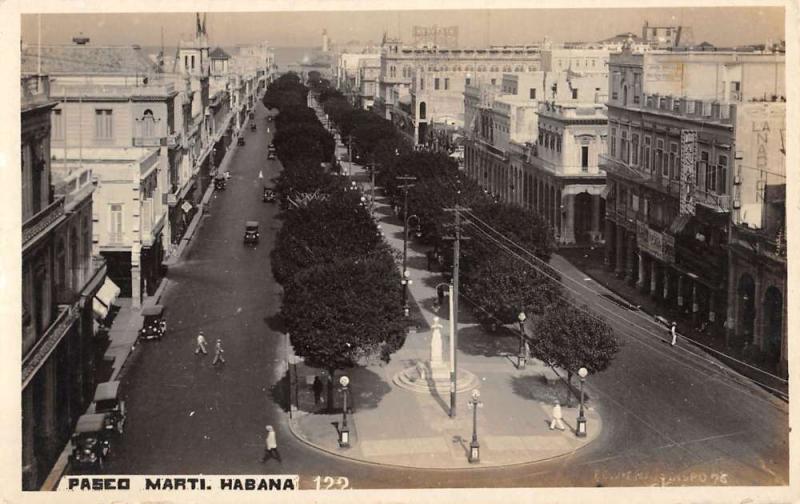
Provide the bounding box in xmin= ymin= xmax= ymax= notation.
xmin=339 ymin=375 xmax=351 ymax=447
xmin=517 ymin=311 xmax=528 ymax=369
xmin=468 ymin=389 xmax=482 ymax=463
xmin=576 ymin=367 xmax=588 ymax=438
xmin=401 ymin=213 xmax=420 ymax=317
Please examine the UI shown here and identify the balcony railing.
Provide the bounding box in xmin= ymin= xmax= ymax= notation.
xmin=22 ymin=303 xmax=80 ymax=388
xmin=23 ymin=196 xmax=66 ymax=251
xmin=694 ymin=191 xmax=731 ymax=212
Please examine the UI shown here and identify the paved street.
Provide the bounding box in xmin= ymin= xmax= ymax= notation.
xmin=103 ymin=101 xmax=788 ymax=489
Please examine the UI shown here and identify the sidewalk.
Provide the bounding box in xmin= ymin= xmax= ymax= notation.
xmin=287 ymin=154 xmax=601 ymax=469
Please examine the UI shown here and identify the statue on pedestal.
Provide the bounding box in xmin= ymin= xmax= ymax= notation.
xmin=430 ymin=316 xmax=444 ymax=365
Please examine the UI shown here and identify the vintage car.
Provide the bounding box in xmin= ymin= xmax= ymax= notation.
xmin=214 ymin=173 xmax=226 ymax=190
xmin=139 ymin=305 xmax=166 ymax=340
xmin=250 ymin=121 xmax=256 ymax=132
xmin=88 ymin=381 xmax=126 ymax=435
xmin=70 ymin=414 xmax=112 ymax=470
xmin=267 ymin=143 xmax=276 ymax=160
xmin=244 ymin=221 xmax=260 ymax=245
xmin=237 ymin=135 xmax=246 ymax=146
xmin=263 ymin=187 xmax=276 ymax=203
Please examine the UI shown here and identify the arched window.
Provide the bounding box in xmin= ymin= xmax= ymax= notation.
xmin=419 ymin=102 xmax=427 ymax=119
xmin=141 ymin=109 xmax=156 ymax=137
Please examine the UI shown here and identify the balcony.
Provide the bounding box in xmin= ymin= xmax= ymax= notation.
xmin=21 ymin=75 xmax=53 ymax=111
xmin=694 ymin=191 xmax=731 ymax=212
xmin=22 ymin=303 xmax=80 ymax=388
xmin=23 ymin=196 xmax=66 ymax=253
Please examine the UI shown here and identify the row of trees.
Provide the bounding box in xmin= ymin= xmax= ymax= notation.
xmin=313 ymin=78 xmax=620 ymax=393
xmin=264 ymin=74 xmax=407 ymax=407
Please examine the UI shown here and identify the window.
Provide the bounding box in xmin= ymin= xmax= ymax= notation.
xmin=491 ymin=78 xmax=496 ymax=85
xmin=434 ymin=78 xmax=440 ymax=90
xmin=109 ymin=204 xmax=123 ymax=243
xmin=420 ymin=77 xmax=424 ymax=90
xmin=95 ymin=109 xmax=113 ymax=140
xmin=610 ymin=127 xmax=616 ymax=157
xmin=191 ymin=55 xmax=195 ymax=70
xmin=184 ymin=55 xmax=189 ymax=70
xmin=556 ymin=134 xmax=561 ymax=153
xmin=56 ymin=239 xmax=66 ymax=290
xmin=621 ymin=131 xmax=629 ymax=163
xmin=444 ymin=78 xmax=449 ymax=90
xmin=529 ymin=88 xmax=536 ymax=100
xmin=141 ymin=109 xmax=156 ymax=137
xmin=656 ymin=139 xmax=664 ymax=176
xmin=465 ymin=77 xmax=471 ymax=86
xmin=572 ymin=89 xmax=578 ymax=99
xmin=581 ymin=145 xmax=589 ymax=171
xmin=632 ymin=134 xmax=640 ymax=165
xmin=717 ymin=155 xmax=728 ymax=194
xmin=52 ymin=109 xmax=65 ymax=140
xmin=669 ymin=143 xmax=679 ymax=179
xmin=643 ymin=136 xmax=651 ymax=172
xmin=698 ymin=151 xmax=709 ymax=192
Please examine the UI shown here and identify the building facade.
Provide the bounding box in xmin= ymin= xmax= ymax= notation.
xmin=21 ymin=75 xmax=107 ymax=490
xmin=601 ymin=47 xmax=785 ymax=372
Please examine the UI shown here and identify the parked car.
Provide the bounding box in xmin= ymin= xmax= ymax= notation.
xmin=88 ymin=381 xmax=126 ymax=435
xmin=237 ymin=136 xmax=245 ymax=146
xmin=263 ymin=187 xmax=276 ymax=203
xmin=267 ymin=143 xmax=276 ymax=160
xmin=70 ymin=414 xmax=112 ymax=471
xmin=214 ymin=173 xmax=226 ymax=190
xmin=139 ymin=305 xmax=166 ymax=340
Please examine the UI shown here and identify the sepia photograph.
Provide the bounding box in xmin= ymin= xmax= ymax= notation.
xmin=5 ymin=0 xmax=796 ymax=502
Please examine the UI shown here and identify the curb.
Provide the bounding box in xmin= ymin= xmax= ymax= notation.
xmin=285 ymin=407 xmax=600 ymax=472
xmin=41 ymin=275 xmax=172 ymax=490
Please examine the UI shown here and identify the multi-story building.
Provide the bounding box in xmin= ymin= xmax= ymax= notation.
xmin=22 ymin=41 xmax=176 ymax=306
xmin=725 ymin=102 xmax=787 ymax=376
xmin=464 ymin=68 xmax=609 ymax=242
xmin=601 ymin=45 xmax=785 ymax=367
xmin=357 ymin=56 xmax=381 ymax=110
xmin=376 ymin=36 xmax=543 ymax=142
xmin=21 ymin=75 xmax=107 ymax=490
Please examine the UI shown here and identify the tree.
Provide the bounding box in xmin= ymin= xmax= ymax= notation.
xmin=530 ymin=302 xmax=619 ymax=405
xmin=271 ymin=189 xmax=383 ymax=285
xmin=282 ymin=254 xmax=406 ymax=408
xmin=461 ymin=254 xmax=562 ymax=327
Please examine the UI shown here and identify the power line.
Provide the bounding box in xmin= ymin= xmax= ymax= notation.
xmin=460 ymin=208 xmax=788 ymax=392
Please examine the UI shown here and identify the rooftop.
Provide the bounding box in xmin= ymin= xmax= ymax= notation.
xmin=21 ymin=44 xmax=159 ymax=75
xmin=209 ymin=47 xmax=232 ymax=60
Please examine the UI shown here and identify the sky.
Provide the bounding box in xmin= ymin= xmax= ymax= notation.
xmin=20 ymin=6 xmax=784 ymax=50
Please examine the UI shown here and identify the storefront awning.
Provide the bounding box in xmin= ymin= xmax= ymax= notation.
xmin=669 ymin=214 xmax=692 ymax=235
xmin=93 ymin=278 xmax=120 ymax=319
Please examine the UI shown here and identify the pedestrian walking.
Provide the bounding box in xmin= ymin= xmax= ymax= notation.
xmin=312 ymin=376 xmax=323 ymax=405
xmin=212 ymin=338 xmax=226 ymax=365
xmin=550 ymin=401 xmax=566 ymax=431
xmin=670 ymin=322 xmax=678 ymax=346
xmin=261 ymin=425 xmax=281 ymax=463
xmin=195 ymin=331 xmax=208 ymax=355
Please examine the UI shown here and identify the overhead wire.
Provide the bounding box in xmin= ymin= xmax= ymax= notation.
xmin=458 ymin=208 xmax=788 ymax=396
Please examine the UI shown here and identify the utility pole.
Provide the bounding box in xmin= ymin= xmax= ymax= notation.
xmin=443 ymin=204 xmax=470 ymax=417
xmin=348 ymin=134 xmax=353 ymax=176
xmin=397 ymin=175 xmax=417 ymax=316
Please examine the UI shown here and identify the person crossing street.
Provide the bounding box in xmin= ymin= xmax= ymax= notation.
xmin=195 ymin=330 xmax=208 ymax=355
xmin=261 ymin=425 xmax=281 ymax=463
xmin=212 ymin=338 xmax=226 ymax=366
xmin=670 ymin=322 xmax=678 ymax=346
xmin=550 ymin=401 xmax=566 ymax=431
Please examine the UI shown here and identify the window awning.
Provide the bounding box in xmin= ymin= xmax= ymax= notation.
xmin=669 ymin=214 xmax=692 ymax=235
xmin=93 ymin=277 xmax=120 ymax=319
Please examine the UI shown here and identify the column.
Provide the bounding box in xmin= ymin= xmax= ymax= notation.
xmin=555 ymin=189 xmax=563 ymax=241
xmin=604 ymin=220 xmax=614 ymax=270
xmin=650 ymin=259 xmax=658 ymax=296
xmin=753 ymin=273 xmax=764 ymax=348
xmin=677 ymin=274 xmax=684 ymax=308
xmin=708 ymin=293 xmax=716 ymax=322
xmin=636 ymin=253 xmax=646 ymax=290
xmin=725 ymin=249 xmax=737 ymax=344
xmin=591 ymin=195 xmax=601 ymax=242
xmin=131 ymin=246 xmax=142 ymax=309
xmin=663 ymin=269 xmax=670 ymax=300
xmin=615 ymin=227 xmax=625 ymax=277
xmin=22 ymin=386 xmax=37 ymax=489
xmin=564 ymin=193 xmax=575 ymax=244
xmin=624 ymin=234 xmax=635 ymax=283
xmin=691 ymin=282 xmax=699 ymax=323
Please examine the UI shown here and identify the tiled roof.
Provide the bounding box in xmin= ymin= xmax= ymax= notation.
xmin=21 ymin=45 xmax=159 ymax=75
xmin=209 ymin=47 xmax=231 ymax=60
